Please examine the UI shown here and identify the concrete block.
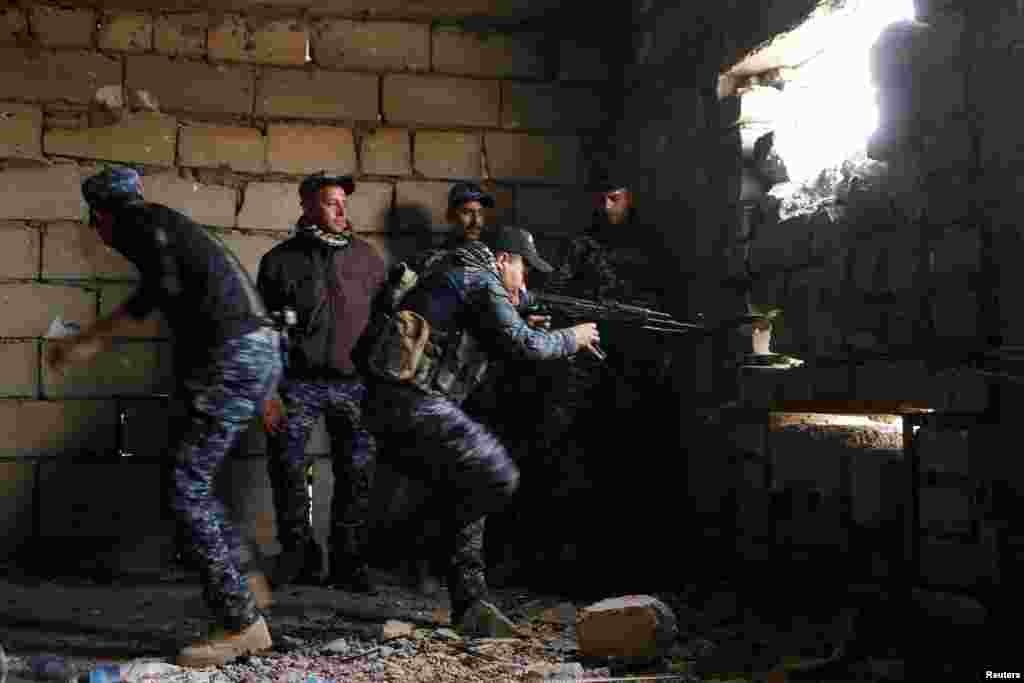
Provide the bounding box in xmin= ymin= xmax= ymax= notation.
xmin=395 ymin=180 xmax=453 ymax=233
xmin=0 ymin=221 xmax=40 ymax=280
xmin=29 ymin=5 xmax=96 ymax=48
xmin=140 ymin=171 xmax=238 ymax=228
xmin=917 ymin=427 xmax=969 ymax=473
xmin=256 ymin=68 xmax=378 ymax=122
xmin=413 ymin=130 xmax=481 ymax=180
xmin=38 ymin=462 xmax=163 ymax=542
xmin=0 ymin=341 xmax=38 ymax=397
xmin=214 ymin=229 xmax=282 ymax=280
xmin=485 ymin=132 xmax=581 ymax=185
xmin=929 ymin=276 xmax=977 ymax=339
xmin=431 ymin=27 xmax=545 ymax=79
xmin=850 ymin=451 xmax=903 ymax=527
xmin=0 ymin=461 xmax=34 ymax=555
xmin=0 ymin=399 xmax=117 ymax=459
xmin=558 ymin=39 xmax=610 ymax=82
xmin=127 ymin=55 xmax=256 ymax=116
xmin=154 ymin=13 xmax=208 ymax=57
xmin=920 ymin=536 xmax=998 ymax=588
xmin=856 ymin=361 xmax=935 ymax=406
xmin=42 ymin=221 xmax=137 ymax=280
xmin=383 ymin=74 xmax=499 ymax=127
xmin=360 ymin=128 xmax=411 ymax=177
xmin=0 ymin=102 xmax=43 ymax=162
xmin=45 ymin=113 xmax=177 ymax=167
xmin=1 ymin=5 xmax=28 ymax=44
xmin=43 ymin=339 xmax=174 ymax=398
xmin=311 ymin=18 xmax=428 ymax=71
xmin=577 ymin=595 xmax=677 ymax=659
xmin=0 ymin=47 xmax=122 ymax=105
xmin=930 ymin=226 xmax=980 ymax=275
xmin=98 ymin=283 xmax=170 ymax=339
xmin=501 ymin=81 xmax=608 ymax=131
xmin=0 ymin=283 xmax=95 ymax=337
xmin=513 ymin=185 xmax=586 ymax=234
xmin=209 ymin=14 xmax=307 ymax=66
xmin=347 ymin=181 xmax=393 ymax=233
xmin=237 ymin=181 xmax=299 ymax=231
xmin=266 ymin=124 xmax=356 ymax=175
xmin=179 ymin=124 xmax=266 ymax=174
xmin=931 ymin=369 xmax=988 ymax=413
xmin=99 ymin=11 xmax=153 ymax=53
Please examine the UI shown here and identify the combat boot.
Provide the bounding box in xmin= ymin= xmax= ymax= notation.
xmin=325 ymin=524 xmax=377 ymax=594
xmin=176 ymin=616 xmax=272 ymax=667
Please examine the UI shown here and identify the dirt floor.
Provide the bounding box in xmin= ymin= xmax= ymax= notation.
xmin=0 ymin=553 xmax=938 ymax=683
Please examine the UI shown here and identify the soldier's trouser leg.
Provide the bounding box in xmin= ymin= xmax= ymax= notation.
xmin=267 ymin=380 xmax=327 ymax=551
xmin=174 ymin=328 xmax=281 ymax=630
xmin=365 ymin=383 xmax=519 ymax=622
xmin=323 ymin=379 xmax=377 ymax=573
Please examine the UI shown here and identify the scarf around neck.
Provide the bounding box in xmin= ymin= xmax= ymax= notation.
xmin=297 ymin=221 xmax=353 ymax=248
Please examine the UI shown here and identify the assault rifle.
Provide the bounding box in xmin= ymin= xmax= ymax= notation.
xmin=525 ymin=292 xmax=706 ymax=360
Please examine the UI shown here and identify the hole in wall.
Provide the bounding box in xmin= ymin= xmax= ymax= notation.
xmin=729 ymin=0 xmax=916 ymax=221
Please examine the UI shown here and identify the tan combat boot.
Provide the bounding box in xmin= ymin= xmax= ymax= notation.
xmin=176 ymin=616 xmax=273 ymax=667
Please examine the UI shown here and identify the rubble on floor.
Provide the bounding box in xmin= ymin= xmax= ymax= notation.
xmin=0 ymin=567 xmax=929 ymax=682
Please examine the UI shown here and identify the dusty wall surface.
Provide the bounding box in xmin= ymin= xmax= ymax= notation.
xmin=0 ymin=0 xmax=615 ymax=562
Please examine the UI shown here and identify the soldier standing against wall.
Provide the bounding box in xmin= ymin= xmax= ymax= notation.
xmin=535 ymin=169 xmax=677 ymax=590
xmin=48 ymin=166 xmax=282 ymax=666
xmin=355 ymin=227 xmax=600 ymax=632
xmin=256 ymin=173 xmax=388 ymax=595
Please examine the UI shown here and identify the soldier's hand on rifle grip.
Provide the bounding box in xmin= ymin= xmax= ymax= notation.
xmin=571 ymin=322 xmax=602 ymax=358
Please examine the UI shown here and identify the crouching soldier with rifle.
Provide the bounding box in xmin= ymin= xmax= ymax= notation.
xmin=353 ymin=226 xmax=601 ymax=633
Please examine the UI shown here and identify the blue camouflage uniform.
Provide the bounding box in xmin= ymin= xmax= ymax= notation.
xmin=82 ymin=167 xmax=281 ymax=632
xmin=257 ymin=206 xmax=387 ymax=587
xmin=357 ymin=238 xmax=579 ymax=622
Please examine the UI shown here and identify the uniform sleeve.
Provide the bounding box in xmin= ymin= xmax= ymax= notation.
xmin=115 ymin=211 xmax=169 ymax=320
xmin=473 ymin=275 xmax=577 ymax=360
xmin=122 ymin=281 xmax=159 ymax=320
xmin=256 ymin=250 xmax=285 ymax=314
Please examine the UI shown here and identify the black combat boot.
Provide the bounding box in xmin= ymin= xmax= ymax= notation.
xmin=325 ymin=524 xmax=377 ymax=594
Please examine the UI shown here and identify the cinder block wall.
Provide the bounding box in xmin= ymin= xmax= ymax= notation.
xmin=0 ymin=0 xmax=614 ymax=563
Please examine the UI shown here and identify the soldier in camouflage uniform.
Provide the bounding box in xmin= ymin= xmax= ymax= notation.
xmin=257 ymin=173 xmax=388 ymax=595
xmin=394 ymin=182 xmax=548 ymax=591
xmin=49 ymin=167 xmax=281 ymax=667
xmin=356 ymin=227 xmax=600 ymax=631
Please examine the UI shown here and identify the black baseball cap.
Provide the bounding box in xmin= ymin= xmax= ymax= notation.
xmin=486 ymin=226 xmax=552 ymax=273
xmin=585 ymin=167 xmax=628 ymax=193
xmin=448 ymin=181 xmax=495 ymax=209
xmin=299 ymin=172 xmax=356 ymax=199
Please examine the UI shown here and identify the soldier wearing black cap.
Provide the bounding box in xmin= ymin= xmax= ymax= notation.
xmin=256 ymin=172 xmax=388 ymax=595
xmin=356 ymin=226 xmax=601 ymax=633
xmin=531 ymin=169 xmax=677 ymax=586
xmin=50 ymin=166 xmax=282 ymax=666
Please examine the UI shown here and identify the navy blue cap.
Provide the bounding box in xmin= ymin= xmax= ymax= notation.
xmin=448 ymin=182 xmax=495 ymax=209
xmin=299 ymin=172 xmax=356 ymax=199
xmin=82 ymin=166 xmax=143 ymax=208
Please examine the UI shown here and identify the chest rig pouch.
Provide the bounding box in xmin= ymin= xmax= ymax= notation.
xmin=363 ymin=309 xmax=441 ymax=385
